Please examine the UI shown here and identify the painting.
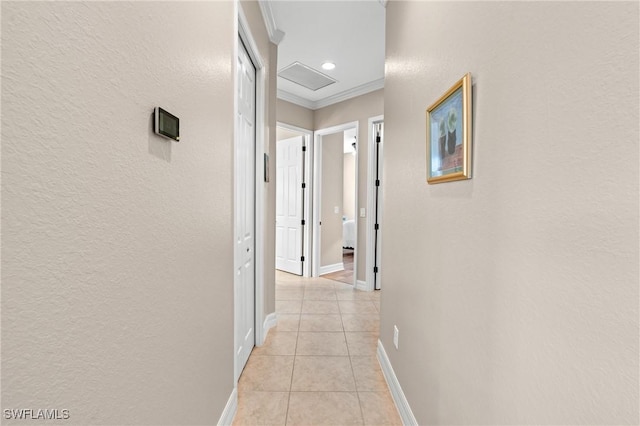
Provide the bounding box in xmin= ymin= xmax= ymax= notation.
xmin=426 ymin=73 xmax=472 ymax=184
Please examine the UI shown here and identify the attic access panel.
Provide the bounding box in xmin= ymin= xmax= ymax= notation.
xmin=278 ymin=62 xmax=337 ymax=91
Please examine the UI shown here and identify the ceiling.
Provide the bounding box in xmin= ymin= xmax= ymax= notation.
xmin=260 ymin=0 xmax=386 ymax=110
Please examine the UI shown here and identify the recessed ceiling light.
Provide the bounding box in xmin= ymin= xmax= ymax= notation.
xmin=322 ymin=62 xmax=336 ymax=71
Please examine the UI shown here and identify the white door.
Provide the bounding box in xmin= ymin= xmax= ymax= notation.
xmin=275 ymin=136 xmax=304 ymax=275
xmin=235 ymin=39 xmax=256 ymax=381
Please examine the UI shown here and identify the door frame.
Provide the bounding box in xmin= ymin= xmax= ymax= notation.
xmin=312 ymin=121 xmax=359 ymax=283
xmin=366 ymin=115 xmax=384 ymax=292
xmin=234 ymin=4 xmax=266 ymax=384
xmin=276 ymin=122 xmax=314 ymax=278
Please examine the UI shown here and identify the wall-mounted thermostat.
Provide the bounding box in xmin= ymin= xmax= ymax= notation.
xmin=154 ymin=107 xmax=180 ymax=141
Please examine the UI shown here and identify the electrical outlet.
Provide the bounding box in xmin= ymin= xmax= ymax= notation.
xmin=393 ymin=325 xmax=399 ymax=350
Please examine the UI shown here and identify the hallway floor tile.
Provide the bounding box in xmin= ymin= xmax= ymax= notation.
xmin=232 ymin=272 xmax=401 ymax=426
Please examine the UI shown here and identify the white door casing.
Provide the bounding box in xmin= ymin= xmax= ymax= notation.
xmin=276 ymin=136 xmax=304 ymax=275
xmin=234 ymin=38 xmax=256 ymax=381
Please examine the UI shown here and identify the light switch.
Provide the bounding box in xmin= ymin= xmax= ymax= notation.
xmin=360 ymin=208 xmax=366 ymax=218
xmin=334 ymin=206 xmax=340 ymax=214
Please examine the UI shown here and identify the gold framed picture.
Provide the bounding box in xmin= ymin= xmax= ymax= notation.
xmin=426 ymin=73 xmax=472 ymax=184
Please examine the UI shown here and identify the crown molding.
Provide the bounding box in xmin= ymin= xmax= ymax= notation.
xmin=277 ymin=89 xmax=317 ymax=110
xmin=258 ymin=0 xmax=285 ymax=45
xmin=313 ymin=78 xmax=385 ymax=110
xmin=278 ymin=78 xmax=385 ymax=110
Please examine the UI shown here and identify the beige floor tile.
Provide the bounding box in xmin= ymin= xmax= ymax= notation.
xmin=232 ymin=391 xmax=289 ymax=426
xmin=252 ymin=331 xmax=297 ymax=356
xmin=336 ymin=289 xmax=372 ymax=301
xmin=291 ymin=356 xmax=355 ymax=391
xmin=276 ymin=300 xmax=302 ymax=314
xmin=370 ymin=290 xmax=381 ymax=300
xmin=304 ymin=288 xmax=337 ymax=300
xmin=333 ymin=282 xmax=354 ymax=291
xmin=276 ymin=289 xmax=304 ymax=300
xmin=302 ymin=300 xmax=340 ymax=314
xmin=345 ymin=332 xmax=379 ymax=356
xmin=299 ymin=314 xmax=343 ymax=332
xmin=342 ymin=314 xmax=380 ymax=332
xmin=339 ymin=300 xmax=378 ymax=314
xmin=351 ymin=356 xmax=388 ymax=391
xmin=238 ymin=356 xmax=294 ymax=392
xmin=374 ymin=300 xmax=381 ymax=312
xmin=274 ymin=314 xmax=300 ymax=331
xmin=359 ymin=391 xmax=402 ymax=426
xmin=305 ymin=281 xmax=337 ymax=289
xmin=296 ymin=332 xmax=348 ymax=356
xmin=287 ymin=392 xmax=363 ymax=426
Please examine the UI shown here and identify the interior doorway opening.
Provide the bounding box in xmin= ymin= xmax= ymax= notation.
xmin=313 ymin=121 xmax=359 ymax=287
xmin=275 ymin=123 xmax=313 ymax=278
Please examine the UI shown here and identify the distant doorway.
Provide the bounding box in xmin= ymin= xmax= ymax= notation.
xmin=313 ymin=121 xmax=359 ymax=287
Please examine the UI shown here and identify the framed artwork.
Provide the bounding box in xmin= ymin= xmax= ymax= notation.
xmin=264 ymin=153 xmax=270 ymax=182
xmin=426 ymin=72 xmax=472 ymax=184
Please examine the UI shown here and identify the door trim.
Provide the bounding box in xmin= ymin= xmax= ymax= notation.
xmin=366 ymin=115 xmax=384 ymax=292
xmin=234 ymin=3 xmax=266 ymax=385
xmin=276 ymin=122 xmax=313 ymax=278
xmin=312 ymin=121 xmax=359 ymax=283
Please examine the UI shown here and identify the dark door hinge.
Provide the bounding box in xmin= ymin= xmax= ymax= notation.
xmin=374 ymin=224 xmax=379 ymax=230
xmin=302 ymin=146 xmax=307 ymax=152
xmin=373 ymin=266 xmax=379 ymax=273
xmin=375 ymin=179 xmax=380 ymax=187
xmin=301 ymin=256 xmax=305 ymax=262
xmin=301 ymin=219 xmax=306 ymax=226
xmin=302 ymin=182 xmax=306 ymax=189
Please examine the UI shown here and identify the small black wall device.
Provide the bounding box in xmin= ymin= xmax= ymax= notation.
xmin=154 ymin=107 xmax=180 ymax=141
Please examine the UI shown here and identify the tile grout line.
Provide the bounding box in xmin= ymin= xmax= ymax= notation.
xmin=283 ymin=282 xmax=303 ymax=426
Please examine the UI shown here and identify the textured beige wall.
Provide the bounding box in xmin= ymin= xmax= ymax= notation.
xmin=315 ymin=89 xmax=384 ymax=282
xmin=343 ymin=153 xmax=356 ymax=221
xmin=239 ymin=0 xmax=278 ymax=328
xmin=320 ymin=133 xmax=345 ymax=268
xmin=277 ymin=99 xmax=314 ymax=130
xmin=382 ymin=2 xmax=639 ymax=424
xmin=1 ymin=2 xmax=239 ymax=424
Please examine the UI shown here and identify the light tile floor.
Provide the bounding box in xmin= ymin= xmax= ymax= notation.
xmin=233 ymin=271 xmax=401 ymax=426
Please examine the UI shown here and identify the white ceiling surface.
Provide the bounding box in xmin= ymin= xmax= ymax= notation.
xmin=268 ymin=0 xmax=386 ymax=110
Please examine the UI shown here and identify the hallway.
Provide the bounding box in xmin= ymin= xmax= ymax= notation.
xmin=233 ymin=272 xmax=400 ymax=425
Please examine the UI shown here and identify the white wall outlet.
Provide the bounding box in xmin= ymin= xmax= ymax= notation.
xmin=360 ymin=208 xmax=366 ymax=218
xmin=334 ymin=206 xmax=340 ymax=214
xmin=393 ymin=325 xmax=399 ymax=350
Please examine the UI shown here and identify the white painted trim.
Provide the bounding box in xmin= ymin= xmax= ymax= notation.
xmin=277 ymin=78 xmax=385 ymax=111
xmin=366 ymin=116 xmax=384 ymax=292
xmin=277 ymin=89 xmax=316 ymax=110
xmin=217 ymin=387 xmax=238 ymax=426
xmin=276 ymin=122 xmax=314 ymax=278
xmin=257 ymin=0 xmax=285 ymax=45
xmin=377 ymin=340 xmax=418 ymax=426
xmin=261 ymin=312 xmax=277 ymax=345
xmin=312 ymin=121 xmax=359 ymax=279
xmin=319 ymin=262 xmax=344 ymax=275
xmin=236 ymin=1 xmax=266 ymax=382
xmin=355 ymin=280 xmax=368 ymax=291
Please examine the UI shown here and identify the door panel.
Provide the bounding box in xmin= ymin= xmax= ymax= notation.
xmin=235 ymin=39 xmax=256 ymax=381
xmin=275 ymin=136 xmax=303 ymax=275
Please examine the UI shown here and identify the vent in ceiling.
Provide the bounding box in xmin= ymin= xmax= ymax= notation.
xmin=278 ymin=62 xmax=337 ymax=91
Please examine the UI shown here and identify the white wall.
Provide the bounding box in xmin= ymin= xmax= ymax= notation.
xmin=1 ymin=2 xmax=275 ymax=423
xmin=382 ymin=2 xmax=639 ymax=424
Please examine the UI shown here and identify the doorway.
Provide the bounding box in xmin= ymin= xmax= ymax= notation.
xmin=275 ymin=123 xmax=313 ymax=278
xmin=313 ymin=121 xmax=359 ymax=287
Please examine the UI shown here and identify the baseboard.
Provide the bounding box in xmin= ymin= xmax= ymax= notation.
xmin=262 ymin=312 xmax=278 ymax=344
xmin=377 ymin=340 xmax=418 ymax=426
xmin=217 ymin=387 xmax=238 ymax=426
xmin=355 ymin=280 xmax=368 ymax=291
xmin=319 ymin=262 xmax=344 ymax=275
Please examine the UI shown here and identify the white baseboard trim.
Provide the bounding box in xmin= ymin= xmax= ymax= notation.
xmin=377 ymin=340 xmax=418 ymax=426
xmin=217 ymin=387 xmax=238 ymax=426
xmin=261 ymin=312 xmax=277 ymax=345
xmin=355 ymin=280 xmax=368 ymax=291
xmin=319 ymin=262 xmax=344 ymax=275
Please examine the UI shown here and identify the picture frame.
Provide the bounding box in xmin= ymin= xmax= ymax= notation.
xmin=264 ymin=153 xmax=270 ymax=182
xmin=426 ymin=73 xmax=472 ymax=184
